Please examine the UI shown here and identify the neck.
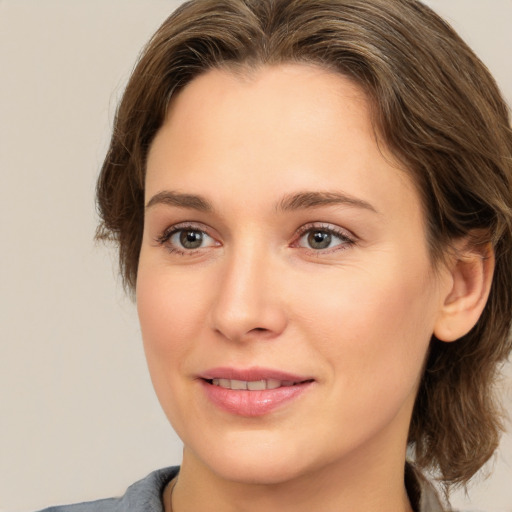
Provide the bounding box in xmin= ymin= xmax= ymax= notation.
xmin=168 ymin=445 xmax=413 ymax=512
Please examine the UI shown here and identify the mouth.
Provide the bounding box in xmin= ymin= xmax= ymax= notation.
xmin=204 ymin=378 xmax=311 ymax=390
xmin=199 ymin=368 xmax=314 ymax=416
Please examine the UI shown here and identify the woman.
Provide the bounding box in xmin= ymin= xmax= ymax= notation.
xmin=43 ymin=0 xmax=512 ymax=510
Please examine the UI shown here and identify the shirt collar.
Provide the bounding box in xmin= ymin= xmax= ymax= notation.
xmin=405 ymin=463 xmax=447 ymax=512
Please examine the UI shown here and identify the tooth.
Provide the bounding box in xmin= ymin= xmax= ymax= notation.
xmin=219 ymin=378 xmax=230 ymax=389
xmin=211 ymin=378 xmax=289 ymax=390
xmin=247 ymin=380 xmax=266 ymax=391
xmin=266 ymin=379 xmax=281 ymax=389
xmin=231 ymin=379 xmax=247 ymax=390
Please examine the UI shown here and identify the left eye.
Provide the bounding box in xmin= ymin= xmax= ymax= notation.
xmin=297 ymin=228 xmax=351 ymax=250
xmin=169 ymin=229 xmax=216 ymax=250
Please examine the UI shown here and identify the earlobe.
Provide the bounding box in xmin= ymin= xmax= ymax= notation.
xmin=434 ymin=241 xmax=494 ymax=342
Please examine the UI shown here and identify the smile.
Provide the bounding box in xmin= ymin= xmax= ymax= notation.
xmin=209 ymin=378 xmax=299 ymax=390
xmin=199 ymin=368 xmax=314 ymax=416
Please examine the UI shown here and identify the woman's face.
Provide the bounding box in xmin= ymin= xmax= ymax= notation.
xmin=137 ymin=64 xmax=452 ymax=484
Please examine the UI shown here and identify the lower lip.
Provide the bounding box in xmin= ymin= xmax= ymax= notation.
xmin=201 ymin=380 xmax=312 ymax=417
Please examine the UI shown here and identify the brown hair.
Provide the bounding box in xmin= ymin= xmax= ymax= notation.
xmin=96 ymin=0 xmax=512 ymax=489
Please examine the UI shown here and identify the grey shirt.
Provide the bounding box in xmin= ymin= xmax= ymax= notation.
xmin=38 ymin=464 xmax=446 ymax=512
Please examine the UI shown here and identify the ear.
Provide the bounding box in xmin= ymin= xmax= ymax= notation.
xmin=434 ymin=238 xmax=494 ymax=342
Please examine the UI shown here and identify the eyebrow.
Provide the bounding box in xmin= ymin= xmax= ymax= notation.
xmin=145 ymin=191 xmax=213 ymax=212
xmin=145 ymin=190 xmax=377 ymax=214
xmin=277 ymin=191 xmax=377 ymax=213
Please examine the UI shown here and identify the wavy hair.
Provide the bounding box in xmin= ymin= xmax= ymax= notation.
xmin=96 ymin=0 xmax=512 ymax=488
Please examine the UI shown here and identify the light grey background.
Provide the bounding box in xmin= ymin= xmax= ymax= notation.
xmin=1 ymin=1 xmax=511 ymax=511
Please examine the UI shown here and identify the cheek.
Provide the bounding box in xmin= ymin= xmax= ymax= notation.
xmin=136 ymin=263 xmax=209 ymax=374
xmin=293 ymin=262 xmax=436 ymax=389
xmin=136 ymin=262 xmax=215 ymax=432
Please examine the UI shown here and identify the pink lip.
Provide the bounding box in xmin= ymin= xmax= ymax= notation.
xmin=198 ymin=367 xmax=314 ymax=417
xmin=200 ymin=366 xmax=310 ymax=382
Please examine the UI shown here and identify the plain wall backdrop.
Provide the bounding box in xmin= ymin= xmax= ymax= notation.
xmin=1 ymin=1 xmax=511 ymax=511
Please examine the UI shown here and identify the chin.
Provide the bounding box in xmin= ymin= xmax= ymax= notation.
xmin=209 ymin=454 xmax=308 ymax=485
xmin=187 ymin=429 xmax=329 ymax=486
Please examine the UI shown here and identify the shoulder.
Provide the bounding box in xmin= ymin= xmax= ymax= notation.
xmin=36 ymin=467 xmax=179 ymax=512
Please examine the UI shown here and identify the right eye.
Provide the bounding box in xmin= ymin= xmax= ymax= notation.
xmin=156 ymin=224 xmax=220 ymax=255
xmin=171 ymin=229 xmax=211 ymax=249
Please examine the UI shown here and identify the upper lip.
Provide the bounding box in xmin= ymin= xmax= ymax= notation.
xmin=199 ymin=366 xmax=312 ymax=383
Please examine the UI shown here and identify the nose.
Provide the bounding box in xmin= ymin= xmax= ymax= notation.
xmin=209 ymin=242 xmax=288 ymax=342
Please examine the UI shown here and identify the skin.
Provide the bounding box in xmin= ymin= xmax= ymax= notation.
xmin=137 ymin=64 xmax=485 ymax=512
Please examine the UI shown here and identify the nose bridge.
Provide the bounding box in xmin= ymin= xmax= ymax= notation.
xmin=210 ymin=236 xmax=286 ymax=341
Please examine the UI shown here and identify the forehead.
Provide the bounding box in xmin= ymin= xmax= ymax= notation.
xmin=161 ymin=64 xmax=371 ymax=160
xmin=146 ymin=63 xmax=422 ymax=227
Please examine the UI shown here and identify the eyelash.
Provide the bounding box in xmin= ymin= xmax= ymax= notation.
xmin=154 ymin=222 xmax=356 ymax=256
xmin=155 ymin=222 xmax=217 ymax=256
xmin=293 ymin=223 xmax=355 ymax=254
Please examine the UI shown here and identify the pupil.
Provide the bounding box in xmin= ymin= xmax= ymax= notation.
xmin=180 ymin=230 xmax=203 ymax=249
xmin=308 ymin=231 xmax=331 ymax=249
